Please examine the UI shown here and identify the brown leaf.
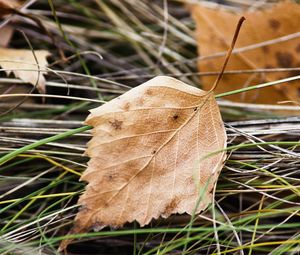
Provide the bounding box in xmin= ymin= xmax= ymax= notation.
xmin=0 ymin=0 xmax=21 ymax=47
xmin=0 ymin=0 xmax=22 ymax=17
xmin=0 ymin=26 xmax=14 ymax=47
xmin=0 ymin=48 xmax=50 ymax=93
xmin=191 ymin=1 xmax=300 ymax=104
xmin=60 ymin=76 xmax=227 ymax=249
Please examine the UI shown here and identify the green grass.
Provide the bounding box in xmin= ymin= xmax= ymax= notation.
xmin=0 ymin=0 xmax=300 ymax=254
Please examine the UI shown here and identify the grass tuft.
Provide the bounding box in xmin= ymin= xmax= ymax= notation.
xmin=0 ymin=1 xmax=299 ymax=254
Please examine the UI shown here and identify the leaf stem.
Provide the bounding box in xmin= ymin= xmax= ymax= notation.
xmin=210 ymin=16 xmax=246 ymax=92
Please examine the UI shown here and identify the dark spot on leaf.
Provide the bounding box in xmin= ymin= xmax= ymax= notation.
xmin=288 ymin=69 xmax=300 ymax=77
xmin=221 ymin=75 xmax=228 ymax=82
xmin=280 ymin=86 xmax=289 ymax=96
xmin=122 ymin=102 xmax=130 ymax=111
xmin=295 ymin=44 xmax=300 ymax=53
xmin=264 ymin=64 xmax=274 ymax=69
xmin=194 ymin=107 xmax=198 ymax=111
xmin=262 ymin=46 xmax=269 ymax=53
xmin=152 ymin=150 xmax=156 ymax=154
xmin=146 ymin=89 xmax=153 ymax=95
xmin=268 ymin=19 xmax=281 ymax=30
xmin=109 ymin=119 xmax=123 ymax=130
xmin=275 ymin=52 xmax=293 ymax=67
xmin=163 ymin=197 xmax=178 ymax=215
xmin=173 ymin=114 xmax=179 ymax=120
xmin=206 ymin=61 xmax=214 ymax=70
xmin=137 ymin=97 xmax=144 ymax=106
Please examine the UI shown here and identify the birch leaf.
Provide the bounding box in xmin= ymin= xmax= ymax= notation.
xmin=0 ymin=48 xmax=50 ymax=93
xmin=0 ymin=0 xmax=22 ymax=17
xmin=191 ymin=1 xmax=300 ymax=104
xmin=60 ymin=76 xmax=227 ymax=249
xmin=0 ymin=26 xmax=14 ymax=47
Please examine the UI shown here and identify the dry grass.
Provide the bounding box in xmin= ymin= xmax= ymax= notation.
xmin=0 ymin=0 xmax=299 ymax=254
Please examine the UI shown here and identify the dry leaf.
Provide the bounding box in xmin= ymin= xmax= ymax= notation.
xmin=0 ymin=48 xmax=50 ymax=93
xmin=0 ymin=0 xmax=22 ymax=17
xmin=191 ymin=1 xmax=300 ymax=104
xmin=0 ymin=0 xmax=21 ymax=47
xmin=60 ymin=76 xmax=227 ymax=249
xmin=0 ymin=26 xmax=14 ymax=47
